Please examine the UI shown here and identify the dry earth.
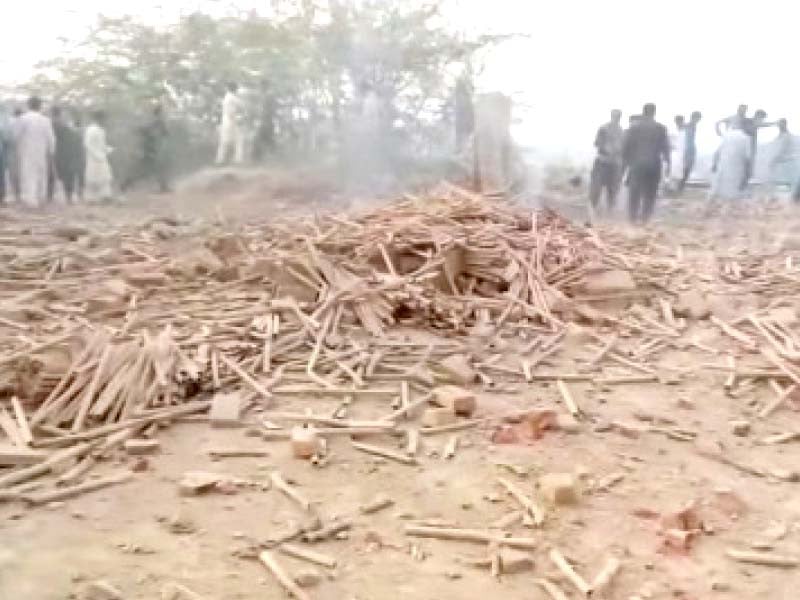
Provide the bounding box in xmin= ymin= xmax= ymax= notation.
xmin=2 ymin=173 xmax=800 ymax=600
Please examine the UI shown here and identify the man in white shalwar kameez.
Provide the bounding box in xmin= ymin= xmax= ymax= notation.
xmin=83 ymin=111 xmax=114 ymax=202
xmin=216 ymin=82 xmax=245 ymax=165
xmin=710 ymin=125 xmax=751 ymax=202
xmin=15 ymin=97 xmax=55 ymax=208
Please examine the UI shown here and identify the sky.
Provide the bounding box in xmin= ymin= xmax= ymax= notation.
xmin=1 ymin=0 xmax=798 ymax=159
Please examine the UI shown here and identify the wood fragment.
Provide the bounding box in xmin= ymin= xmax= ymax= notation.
xmin=219 ymin=353 xmax=273 ymax=401
xmin=405 ymin=429 xmax=420 ymax=456
xmin=497 ymin=477 xmax=545 ymax=526
xmin=404 ymin=525 xmax=537 ymax=550
xmin=351 ymin=441 xmax=417 ymax=465
xmin=259 ymin=551 xmax=313 ymax=600
xmin=10 ymin=397 xmax=33 ymax=445
xmin=549 ymin=548 xmax=592 ymax=596
xmin=589 ymin=557 xmax=621 ymax=595
xmin=443 ymin=435 xmax=459 ymax=459
xmin=725 ymin=548 xmax=798 ymax=568
xmin=556 ymin=379 xmax=582 ymax=418
xmin=535 ymin=578 xmax=571 ymax=600
xmin=270 ymin=471 xmax=312 ymax=511
xmin=23 ymin=471 xmax=132 ymax=505
xmin=279 ymin=544 xmax=337 ymax=568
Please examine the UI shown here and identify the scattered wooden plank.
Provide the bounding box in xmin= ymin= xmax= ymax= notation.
xmin=351 ymin=441 xmax=417 ymax=466
xmin=259 ymin=551 xmax=313 ymax=600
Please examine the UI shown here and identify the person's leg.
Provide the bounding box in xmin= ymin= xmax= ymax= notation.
xmin=679 ymin=152 xmax=694 ymax=193
xmin=0 ymin=155 xmax=6 ymax=203
xmin=606 ymin=164 xmax=621 ymax=212
xmin=234 ymin=127 xmax=245 ymax=164
xmin=628 ymin=170 xmax=643 ymax=223
xmin=641 ymin=168 xmax=660 ymax=223
xmin=588 ymin=160 xmax=603 ymax=222
xmin=215 ymin=131 xmax=229 ymax=165
xmin=62 ymin=170 xmax=76 ymax=203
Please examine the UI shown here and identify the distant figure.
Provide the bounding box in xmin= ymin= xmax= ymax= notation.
xmin=124 ymin=105 xmax=170 ymax=193
xmin=0 ymin=106 xmax=10 ymax=203
xmin=588 ymin=109 xmax=624 ymax=221
xmin=15 ymin=96 xmax=55 ymax=208
xmin=48 ymin=106 xmax=83 ymax=203
xmin=678 ymin=111 xmax=702 ymax=193
xmin=741 ymin=109 xmax=775 ymax=189
xmin=667 ymin=115 xmax=686 ymax=192
xmin=73 ymin=113 xmax=86 ymax=201
xmin=765 ymin=118 xmax=794 ymax=200
xmin=710 ymin=123 xmax=751 ymax=202
xmin=83 ymin=111 xmax=113 ymax=202
xmin=622 ymin=103 xmax=670 ymax=224
xmin=253 ymin=80 xmax=277 ymax=162
xmin=453 ymin=74 xmax=475 ymax=151
xmin=216 ymin=82 xmax=244 ymax=165
xmin=716 ymin=104 xmax=748 ymax=136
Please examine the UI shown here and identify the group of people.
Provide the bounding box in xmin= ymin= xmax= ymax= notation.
xmin=0 ymin=97 xmax=170 ymax=209
xmin=589 ymin=103 xmax=798 ymax=224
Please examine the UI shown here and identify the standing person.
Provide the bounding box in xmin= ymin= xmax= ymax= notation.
xmin=0 ymin=105 xmax=10 ymax=204
xmin=123 ymin=105 xmax=170 ymax=193
xmin=765 ymin=118 xmax=794 ymax=200
xmin=8 ymin=107 xmax=24 ymax=202
xmin=48 ymin=106 xmax=83 ymax=203
xmin=588 ymin=109 xmax=624 ymax=222
xmin=709 ymin=123 xmax=751 ymax=203
xmin=741 ymin=109 xmax=775 ymax=189
xmin=622 ymin=103 xmax=671 ymax=224
xmin=715 ymin=104 xmax=748 ymax=136
xmin=15 ymin=96 xmax=55 ymax=208
xmin=667 ymin=115 xmax=686 ymax=192
xmin=216 ymin=82 xmax=244 ymax=165
xmin=253 ymin=80 xmax=277 ymax=162
xmin=678 ymin=111 xmax=702 ymax=193
xmin=73 ymin=113 xmax=87 ymax=201
xmin=83 ymin=111 xmax=114 ymax=202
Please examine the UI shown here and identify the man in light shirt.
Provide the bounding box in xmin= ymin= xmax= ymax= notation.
xmin=216 ymin=82 xmax=245 ymax=165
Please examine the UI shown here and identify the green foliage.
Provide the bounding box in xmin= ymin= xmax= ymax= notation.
xmin=28 ymin=0 xmax=503 ymax=180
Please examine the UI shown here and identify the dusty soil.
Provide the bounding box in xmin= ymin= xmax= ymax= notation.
xmin=2 ymin=175 xmax=800 ymax=600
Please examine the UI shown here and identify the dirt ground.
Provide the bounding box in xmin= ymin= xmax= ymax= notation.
xmin=2 ymin=172 xmax=800 ymax=600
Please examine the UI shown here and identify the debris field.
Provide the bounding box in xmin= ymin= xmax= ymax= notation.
xmin=1 ymin=186 xmax=800 ymax=599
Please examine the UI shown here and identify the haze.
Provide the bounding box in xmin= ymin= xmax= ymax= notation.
xmin=2 ymin=0 xmax=797 ymax=159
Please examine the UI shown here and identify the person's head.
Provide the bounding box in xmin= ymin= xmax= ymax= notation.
xmin=153 ymin=104 xmax=163 ymax=117
xmin=754 ymin=109 xmax=767 ymax=123
xmin=13 ymin=107 xmax=23 ymax=117
xmin=642 ymin=103 xmax=656 ymax=119
xmin=629 ymin=115 xmax=642 ymax=127
xmin=27 ymin=96 xmax=42 ymax=112
xmin=675 ymin=115 xmax=685 ymax=128
xmin=610 ymin=109 xmax=622 ymax=125
xmin=51 ymin=106 xmax=62 ymax=121
xmin=227 ymin=82 xmax=238 ymax=93
xmin=359 ymin=81 xmax=373 ymax=96
xmin=91 ymin=110 xmax=106 ymax=125
xmin=690 ymin=111 xmax=702 ymax=124
xmin=778 ymin=118 xmax=788 ymax=133
xmin=737 ymin=104 xmax=748 ymax=118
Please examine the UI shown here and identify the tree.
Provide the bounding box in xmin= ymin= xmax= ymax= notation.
xmin=27 ymin=0 xmax=504 ymax=180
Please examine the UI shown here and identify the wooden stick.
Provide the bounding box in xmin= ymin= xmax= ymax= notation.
xmin=258 ymin=551 xmax=312 ymax=600
xmin=270 ymin=471 xmax=311 ymax=511
xmin=556 ymin=380 xmax=581 ymax=418
xmin=725 ymin=548 xmax=798 ymax=568
xmin=589 ymin=557 xmax=621 ymax=595
xmin=303 ymin=519 xmax=352 ymax=543
xmin=0 ymin=441 xmax=95 ymax=488
xmin=711 ymin=316 xmax=757 ymax=350
xmin=421 ymin=419 xmax=484 ymax=436
xmin=10 ymin=397 xmax=33 ymax=445
xmin=759 ymin=382 xmax=797 ymax=419
xmin=497 ymin=477 xmax=545 ymax=526
xmin=219 ymin=353 xmax=273 ymax=401
xmin=404 ymin=525 xmax=537 ymax=550
xmin=72 ymin=344 xmax=113 ymax=433
xmin=443 ymin=435 xmax=459 ymax=459
xmin=279 ymin=543 xmax=337 ymax=568
xmin=405 ymin=429 xmax=420 ymax=456
xmin=23 ymin=471 xmax=132 ymax=506
xmin=587 ymin=334 xmax=618 ymax=367
xmin=535 ymin=578 xmax=571 ymax=600
xmin=351 ymin=441 xmax=417 ymax=465
xmin=0 ymin=406 xmax=24 ymax=447
xmin=383 ymin=392 xmax=433 ymax=422
xmin=549 ymin=548 xmax=592 ymax=595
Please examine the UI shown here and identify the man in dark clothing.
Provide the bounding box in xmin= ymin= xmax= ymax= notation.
xmin=588 ymin=109 xmax=624 ymax=221
xmin=678 ymin=111 xmax=702 ymax=193
xmin=622 ymin=103 xmax=671 ymax=224
xmin=123 ymin=105 xmax=170 ymax=193
xmin=47 ymin=107 xmax=84 ymax=203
